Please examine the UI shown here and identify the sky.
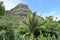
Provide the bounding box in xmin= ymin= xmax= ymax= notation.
xmin=0 ymin=0 xmax=60 ymax=20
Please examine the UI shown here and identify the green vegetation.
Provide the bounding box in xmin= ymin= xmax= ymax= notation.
xmin=0 ymin=2 xmax=5 ymax=18
xmin=0 ymin=1 xmax=60 ymax=40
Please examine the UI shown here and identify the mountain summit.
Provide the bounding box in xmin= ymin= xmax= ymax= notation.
xmin=10 ymin=3 xmax=32 ymax=18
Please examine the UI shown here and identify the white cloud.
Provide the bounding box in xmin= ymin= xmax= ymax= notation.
xmin=53 ymin=15 xmax=60 ymax=20
xmin=48 ymin=11 xmax=60 ymax=20
xmin=48 ymin=11 xmax=56 ymax=16
xmin=37 ymin=11 xmax=60 ymax=20
xmin=0 ymin=0 xmax=22 ymax=10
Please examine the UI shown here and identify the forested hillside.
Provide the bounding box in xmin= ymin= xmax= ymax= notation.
xmin=0 ymin=1 xmax=60 ymax=40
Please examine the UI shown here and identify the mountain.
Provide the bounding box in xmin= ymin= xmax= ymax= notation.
xmin=10 ymin=3 xmax=32 ymax=18
xmin=0 ymin=3 xmax=32 ymax=28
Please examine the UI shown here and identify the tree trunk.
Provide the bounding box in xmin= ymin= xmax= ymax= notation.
xmin=31 ymin=33 xmax=34 ymax=40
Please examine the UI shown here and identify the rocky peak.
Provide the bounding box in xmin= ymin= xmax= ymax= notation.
xmin=10 ymin=3 xmax=32 ymax=18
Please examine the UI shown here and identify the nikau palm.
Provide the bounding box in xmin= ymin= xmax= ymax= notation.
xmin=23 ymin=12 xmax=39 ymax=40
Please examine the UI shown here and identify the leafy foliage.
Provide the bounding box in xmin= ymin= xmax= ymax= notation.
xmin=0 ymin=2 xmax=5 ymax=18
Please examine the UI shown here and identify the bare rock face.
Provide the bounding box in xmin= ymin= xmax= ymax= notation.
xmin=10 ymin=3 xmax=32 ymax=18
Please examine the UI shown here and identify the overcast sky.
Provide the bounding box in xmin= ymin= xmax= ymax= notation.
xmin=0 ymin=0 xmax=60 ymax=20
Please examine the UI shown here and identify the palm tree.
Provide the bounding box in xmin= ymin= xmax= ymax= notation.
xmin=46 ymin=16 xmax=53 ymax=22
xmin=22 ymin=12 xmax=40 ymax=40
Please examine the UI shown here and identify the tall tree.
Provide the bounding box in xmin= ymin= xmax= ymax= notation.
xmin=0 ymin=1 xmax=5 ymax=18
